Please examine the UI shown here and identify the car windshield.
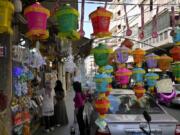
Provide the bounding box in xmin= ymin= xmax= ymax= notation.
xmin=108 ymin=94 xmax=164 ymax=114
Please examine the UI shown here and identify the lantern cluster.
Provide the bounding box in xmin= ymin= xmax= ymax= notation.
xmin=91 ymin=43 xmax=113 ymax=130
xmin=170 ymin=26 xmax=180 ymax=84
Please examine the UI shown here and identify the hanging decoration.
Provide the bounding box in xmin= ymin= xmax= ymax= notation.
xmin=89 ymin=7 xmax=112 ymax=38
xmin=124 ymin=4 xmax=132 ymax=36
xmin=121 ymin=38 xmax=134 ymax=49
xmin=24 ymin=2 xmax=50 ymax=40
xmin=151 ymin=5 xmax=159 ymax=38
xmin=172 ymin=27 xmax=180 ymax=45
xmin=145 ymin=72 xmax=159 ymax=93
xmin=115 ymin=67 xmax=132 ymax=88
xmin=139 ymin=4 xmax=144 ymax=40
xmin=158 ymin=55 xmax=173 ymax=73
xmin=98 ymin=65 xmax=113 ymax=75
xmin=0 ymin=0 xmax=14 ymax=34
xmin=132 ymin=67 xmax=146 ymax=85
xmin=170 ymin=6 xmax=176 ymax=36
xmin=114 ymin=46 xmax=131 ymax=65
xmin=132 ymin=48 xmax=146 ymax=67
xmin=91 ymin=43 xmax=113 ymax=67
xmin=172 ymin=62 xmax=180 ymax=83
xmin=78 ymin=0 xmax=85 ymax=37
xmin=55 ymin=4 xmax=80 ymax=40
xmin=133 ymin=85 xmax=146 ymax=99
xmin=170 ymin=45 xmax=180 ymax=62
xmin=145 ymin=53 xmax=159 ymax=69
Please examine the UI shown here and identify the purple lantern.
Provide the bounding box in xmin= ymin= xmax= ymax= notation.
xmin=145 ymin=53 xmax=159 ymax=69
xmin=115 ymin=46 xmax=131 ymax=64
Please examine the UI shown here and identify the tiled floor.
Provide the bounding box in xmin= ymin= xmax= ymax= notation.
xmin=35 ymin=90 xmax=79 ymax=135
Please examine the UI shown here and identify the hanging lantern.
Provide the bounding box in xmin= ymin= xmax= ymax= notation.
xmin=105 ymin=84 xmax=112 ymax=96
xmin=145 ymin=72 xmax=159 ymax=92
xmin=91 ymin=43 xmax=113 ymax=67
xmin=145 ymin=53 xmax=159 ymax=69
xmin=98 ymin=65 xmax=113 ymax=75
xmin=132 ymin=67 xmax=146 ymax=84
xmin=121 ymin=38 xmax=134 ymax=49
xmin=170 ymin=46 xmax=180 ymax=61
xmin=172 ymin=26 xmax=180 ymax=45
xmin=24 ymin=2 xmax=50 ymax=40
xmin=158 ymin=55 xmax=173 ymax=72
xmin=89 ymin=7 xmax=112 ymax=38
xmin=133 ymin=48 xmax=146 ymax=67
xmin=13 ymin=0 xmax=22 ymax=13
xmin=133 ymin=85 xmax=146 ymax=99
xmin=115 ymin=67 xmax=132 ymax=88
xmin=172 ymin=62 xmax=180 ymax=83
xmin=95 ymin=94 xmax=110 ymax=115
xmin=0 ymin=1 xmax=14 ymax=34
xmin=115 ymin=46 xmax=131 ymax=64
xmin=95 ymin=73 xmax=112 ymax=93
xmin=55 ymin=4 xmax=80 ymax=40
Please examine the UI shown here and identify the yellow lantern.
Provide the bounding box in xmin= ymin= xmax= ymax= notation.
xmin=0 ymin=1 xmax=14 ymax=34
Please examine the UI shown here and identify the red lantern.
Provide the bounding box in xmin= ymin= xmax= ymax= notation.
xmin=170 ymin=46 xmax=180 ymax=61
xmin=89 ymin=7 xmax=112 ymax=38
xmin=24 ymin=2 xmax=50 ymax=40
xmin=133 ymin=85 xmax=146 ymax=99
xmin=121 ymin=38 xmax=134 ymax=49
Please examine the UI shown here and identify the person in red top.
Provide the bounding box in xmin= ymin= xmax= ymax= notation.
xmin=73 ymin=81 xmax=86 ymax=135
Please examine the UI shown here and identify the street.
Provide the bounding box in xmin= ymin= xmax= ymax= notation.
xmin=162 ymin=104 xmax=180 ymax=122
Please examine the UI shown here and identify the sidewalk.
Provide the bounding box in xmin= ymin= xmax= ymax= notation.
xmin=34 ymin=90 xmax=79 ymax=135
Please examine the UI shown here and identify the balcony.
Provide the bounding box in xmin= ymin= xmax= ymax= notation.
xmin=139 ymin=27 xmax=173 ymax=51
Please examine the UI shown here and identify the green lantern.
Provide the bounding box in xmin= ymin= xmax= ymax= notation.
xmin=91 ymin=43 xmax=112 ymax=67
xmin=55 ymin=4 xmax=80 ymax=40
xmin=172 ymin=62 xmax=180 ymax=83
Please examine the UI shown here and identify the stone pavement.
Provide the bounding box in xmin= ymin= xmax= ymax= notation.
xmin=34 ymin=90 xmax=79 ymax=135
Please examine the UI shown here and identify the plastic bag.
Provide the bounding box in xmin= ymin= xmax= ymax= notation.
xmin=83 ymin=101 xmax=93 ymax=124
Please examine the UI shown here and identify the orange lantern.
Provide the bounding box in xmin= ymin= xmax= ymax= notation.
xmin=133 ymin=85 xmax=146 ymax=99
xmin=89 ymin=7 xmax=112 ymax=38
xmin=24 ymin=2 xmax=50 ymax=40
xmin=170 ymin=46 xmax=180 ymax=61
xmin=158 ymin=55 xmax=173 ymax=72
xmin=133 ymin=48 xmax=146 ymax=67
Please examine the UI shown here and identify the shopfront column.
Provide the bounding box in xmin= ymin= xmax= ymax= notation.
xmin=0 ymin=34 xmax=12 ymax=135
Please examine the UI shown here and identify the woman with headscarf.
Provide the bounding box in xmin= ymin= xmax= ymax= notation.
xmin=54 ymin=80 xmax=68 ymax=126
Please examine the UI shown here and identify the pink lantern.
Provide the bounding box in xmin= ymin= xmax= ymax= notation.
xmin=24 ymin=2 xmax=50 ymax=40
xmin=115 ymin=67 xmax=132 ymax=88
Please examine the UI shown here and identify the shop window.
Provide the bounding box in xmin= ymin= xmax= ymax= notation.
xmin=160 ymin=33 xmax=163 ymax=41
xmin=164 ymin=31 xmax=168 ymax=39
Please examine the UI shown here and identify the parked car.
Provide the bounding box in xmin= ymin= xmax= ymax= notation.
xmin=93 ymin=89 xmax=179 ymax=135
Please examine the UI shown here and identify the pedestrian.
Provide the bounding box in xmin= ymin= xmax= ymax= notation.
xmin=54 ymin=80 xmax=68 ymax=126
xmin=42 ymin=81 xmax=55 ymax=133
xmin=73 ymin=81 xmax=86 ymax=135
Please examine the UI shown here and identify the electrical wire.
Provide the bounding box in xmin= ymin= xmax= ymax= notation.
xmin=82 ymin=1 xmax=178 ymax=23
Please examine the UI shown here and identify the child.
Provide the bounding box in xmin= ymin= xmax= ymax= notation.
xmin=73 ymin=81 xmax=86 ymax=135
xmin=42 ymin=81 xmax=55 ymax=133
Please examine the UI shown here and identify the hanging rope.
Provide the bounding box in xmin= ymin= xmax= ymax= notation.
xmin=124 ymin=4 xmax=132 ymax=36
xmin=139 ymin=4 xmax=144 ymax=40
xmin=79 ymin=0 xmax=85 ymax=37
